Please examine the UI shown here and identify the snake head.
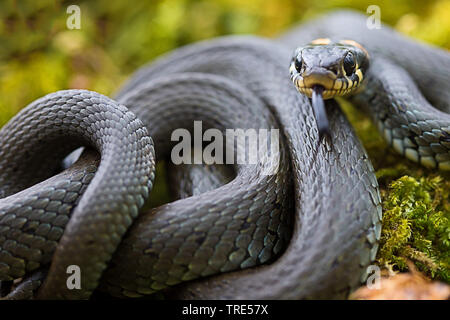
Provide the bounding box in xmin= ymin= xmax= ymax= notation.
xmin=290 ymin=38 xmax=370 ymax=99
xmin=290 ymin=38 xmax=370 ymax=139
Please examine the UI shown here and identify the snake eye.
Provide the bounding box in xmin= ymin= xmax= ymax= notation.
xmin=295 ymin=57 xmax=303 ymax=73
xmin=343 ymin=53 xmax=355 ymax=76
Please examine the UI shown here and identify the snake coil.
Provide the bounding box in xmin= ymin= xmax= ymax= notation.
xmin=0 ymin=10 xmax=449 ymax=299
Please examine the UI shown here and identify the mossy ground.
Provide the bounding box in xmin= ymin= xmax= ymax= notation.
xmin=342 ymin=101 xmax=449 ymax=283
xmin=1 ymin=1 xmax=449 ymax=283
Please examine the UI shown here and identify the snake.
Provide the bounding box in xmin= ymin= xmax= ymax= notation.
xmin=0 ymin=10 xmax=449 ymax=300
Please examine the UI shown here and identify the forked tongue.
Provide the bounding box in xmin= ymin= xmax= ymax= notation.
xmin=311 ymin=85 xmax=330 ymax=139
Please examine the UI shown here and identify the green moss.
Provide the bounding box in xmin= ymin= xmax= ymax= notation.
xmin=376 ymin=175 xmax=449 ymax=282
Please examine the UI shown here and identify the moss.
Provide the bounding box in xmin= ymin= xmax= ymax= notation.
xmin=375 ymin=175 xmax=449 ymax=283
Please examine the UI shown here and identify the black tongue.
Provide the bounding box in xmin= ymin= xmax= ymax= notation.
xmin=311 ymin=85 xmax=330 ymax=139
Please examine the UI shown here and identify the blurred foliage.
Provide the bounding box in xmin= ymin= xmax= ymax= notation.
xmin=0 ymin=0 xmax=449 ymax=281
xmin=1 ymin=0 xmax=450 ymax=127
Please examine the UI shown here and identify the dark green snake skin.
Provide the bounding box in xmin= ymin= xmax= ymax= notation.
xmin=0 ymin=10 xmax=448 ymax=299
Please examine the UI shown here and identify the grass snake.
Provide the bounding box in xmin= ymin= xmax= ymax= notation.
xmin=0 ymin=10 xmax=449 ymax=299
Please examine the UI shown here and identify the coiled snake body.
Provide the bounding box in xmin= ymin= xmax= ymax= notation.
xmin=0 ymin=11 xmax=449 ymax=299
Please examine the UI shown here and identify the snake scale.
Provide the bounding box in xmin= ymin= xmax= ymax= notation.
xmin=0 ymin=10 xmax=449 ymax=299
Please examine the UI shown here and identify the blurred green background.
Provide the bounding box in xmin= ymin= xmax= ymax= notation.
xmin=0 ymin=0 xmax=449 ymax=282
xmin=1 ymin=0 xmax=450 ymax=127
